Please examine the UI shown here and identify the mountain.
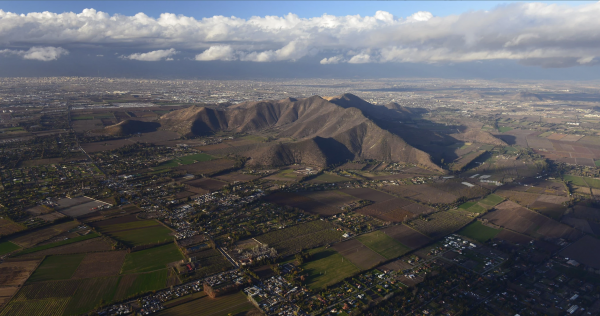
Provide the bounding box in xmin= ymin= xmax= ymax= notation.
xmin=159 ymin=94 xmax=443 ymax=171
xmin=104 ymin=120 xmax=160 ymax=136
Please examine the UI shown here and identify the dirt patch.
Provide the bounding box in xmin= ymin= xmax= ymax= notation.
xmin=0 ymin=259 xmax=40 ymax=286
xmin=72 ymin=251 xmax=127 ymax=279
xmin=332 ymin=239 xmax=386 ymax=269
xmin=382 ymin=225 xmax=431 ymax=249
xmin=36 ymin=212 xmax=67 ymax=222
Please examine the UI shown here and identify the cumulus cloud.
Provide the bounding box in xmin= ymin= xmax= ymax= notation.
xmin=1 ymin=3 xmax=600 ymax=67
xmin=195 ymin=45 xmax=235 ymax=61
xmin=0 ymin=46 xmax=68 ymax=61
xmin=320 ymin=55 xmax=345 ymax=64
xmin=122 ymin=48 xmax=178 ymax=61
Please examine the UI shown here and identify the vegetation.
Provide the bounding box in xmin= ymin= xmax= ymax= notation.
xmin=15 ymin=233 xmax=99 ymax=256
xmin=123 ymin=270 xmax=168 ymax=298
xmin=121 ymin=243 xmax=184 ymax=274
xmin=0 ymin=241 xmax=21 ymax=255
xmin=457 ymin=221 xmax=501 ymax=243
xmin=356 ymin=231 xmax=411 ymax=259
xmin=28 ymin=254 xmax=86 ymax=282
xmin=301 ymin=248 xmax=360 ymax=289
xmin=155 ymin=291 xmax=254 ymax=316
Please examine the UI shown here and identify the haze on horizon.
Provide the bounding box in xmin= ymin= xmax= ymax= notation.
xmin=1 ymin=1 xmax=600 ymax=80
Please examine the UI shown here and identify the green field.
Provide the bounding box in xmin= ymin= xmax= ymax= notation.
xmin=15 ymin=233 xmax=99 ymax=256
xmin=458 ymin=221 xmax=501 ymax=243
xmin=63 ymin=276 xmax=120 ymax=316
xmin=596 ymin=160 xmax=600 ymax=167
xmin=72 ymin=115 xmax=94 ymax=120
xmin=98 ymin=220 xmax=173 ymax=247
xmin=498 ymin=126 xmax=513 ymax=133
xmin=155 ymin=291 xmax=254 ymax=316
xmin=0 ymin=241 xmax=20 ymax=255
xmin=121 ymin=243 xmax=184 ymax=274
xmin=458 ymin=201 xmax=477 ymax=209
xmin=564 ymin=175 xmax=600 ymax=189
xmin=28 ymin=254 xmax=86 ymax=282
xmin=539 ymin=131 xmax=554 ymax=138
xmin=465 ymin=203 xmax=486 ymax=214
xmin=123 ymin=270 xmax=168 ymax=298
xmin=357 ymin=231 xmax=411 ymax=259
xmin=479 ymin=194 xmax=504 ymax=206
xmin=301 ymin=248 xmax=360 ymax=289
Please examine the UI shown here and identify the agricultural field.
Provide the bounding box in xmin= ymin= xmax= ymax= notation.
xmin=0 ymin=219 xmax=25 ymax=237
xmin=299 ymin=190 xmax=359 ymax=209
xmin=62 ymin=276 xmax=120 ymax=316
xmin=479 ymin=194 xmax=504 ymax=206
xmin=15 ymin=233 xmax=101 ymax=257
xmin=255 ymin=221 xmax=343 ymax=257
xmin=72 ymin=251 xmax=127 ymax=279
xmin=458 ymin=221 xmax=502 ymax=243
xmin=155 ymin=291 xmax=255 ymax=316
xmin=0 ymin=241 xmax=20 ymax=255
xmin=0 ymin=259 xmax=40 ymax=287
xmin=428 ymin=180 xmax=490 ymax=200
xmin=332 ymin=239 xmax=385 ymax=270
xmin=559 ymin=235 xmax=600 ymax=270
xmin=564 ymin=175 xmax=600 ymax=189
xmin=306 ymin=172 xmax=349 ymax=184
xmin=301 ymin=248 xmax=361 ymax=289
xmin=183 ymin=178 xmax=228 ymax=192
xmin=121 ymin=243 xmax=184 ymax=274
xmin=10 ymin=221 xmax=79 ymax=248
xmin=482 ymin=201 xmax=581 ymax=241
xmin=263 ymin=192 xmax=338 ymax=216
xmin=155 ymin=153 xmax=214 ymax=169
xmin=93 ymin=216 xmax=173 ymax=247
xmin=339 ymin=188 xmax=396 ymax=202
xmin=0 ymin=297 xmax=71 ymax=316
xmin=407 ymin=210 xmax=473 ymax=239
xmin=381 ymin=225 xmax=432 ymax=249
xmin=16 ymin=237 xmax=112 ymax=259
xmin=265 ymin=169 xmax=305 ymax=182
xmin=173 ymin=158 xmax=235 ymax=175
xmin=357 ymin=198 xmax=415 ymax=222
xmin=118 ymin=270 xmax=168 ymax=299
xmin=189 ymin=249 xmax=233 ymax=278
xmin=28 ymin=254 xmax=86 ymax=283
xmin=356 ymin=230 xmax=411 ymax=259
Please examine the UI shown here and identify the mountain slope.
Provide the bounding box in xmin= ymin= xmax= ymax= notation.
xmin=159 ymin=95 xmax=443 ymax=171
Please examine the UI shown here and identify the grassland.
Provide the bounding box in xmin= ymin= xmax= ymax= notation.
xmin=15 ymin=233 xmax=99 ymax=256
xmin=464 ymin=204 xmax=486 ymax=214
xmin=28 ymin=254 xmax=86 ymax=282
xmin=458 ymin=202 xmax=477 ymax=209
xmin=123 ymin=270 xmax=168 ymax=298
xmin=498 ymin=126 xmax=513 ymax=133
xmin=97 ymin=220 xmax=173 ymax=247
xmin=357 ymin=231 xmax=411 ymax=259
xmin=121 ymin=243 xmax=184 ymax=274
xmin=479 ymin=194 xmax=504 ymax=206
xmin=0 ymin=241 xmax=20 ymax=255
xmin=155 ymin=291 xmax=254 ymax=316
xmin=308 ymin=173 xmax=349 ymax=183
xmin=457 ymin=221 xmax=502 ymax=243
xmin=564 ymin=175 xmax=589 ymax=187
xmin=302 ymin=248 xmax=360 ymax=289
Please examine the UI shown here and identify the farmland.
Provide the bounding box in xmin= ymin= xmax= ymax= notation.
xmin=407 ymin=210 xmax=473 ymax=238
xmin=0 ymin=219 xmax=25 ymax=236
xmin=28 ymin=254 xmax=86 ymax=283
xmin=332 ymin=239 xmax=385 ymax=269
xmin=16 ymin=238 xmax=112 ymax=259
xmin=10 ymin=221 xmax=79 ymax=248
xmin=255 ymin=221 xmax=343 ymax=257
xmin=0 ymin=297 xmax=70 ymax=316
xmin=121 ymin=243 xmax=184 ymax=274
xmin=93 ymin=216 xmax=173 ymax=247
xmin=174 ymin=159 xmax=235 ymax=175
xmin=62 ymin=276 xmax=120 ymax=316
xmin=120 ymin=270 xmax=168 ymax=299
xmin=155 ymin=291 xmax=254 ymax=316
xmin=458 ymin=221 xmax=502 ymax=243
xmin=72 ymin=251 xmax=127 ymax=279
xmin=0 ymin=259 xmax=40 ymax=287
xmin=15 ymin=233 xmax=100 ymax=256
xmin=263 ymin=192 xmax=338 ymax=216
xmin=301 ymin=248 xmax=361 ymax=289
xmin=382 ymin=225 xmax=432 ymax=249
xmin=307 ymin=172 xmax=349 ymax=183
xmin=356 ymin=230 xmax=411 ymax=259
xmin=0 ymin=241 xmax=20 ymax=255
xmin=155 ymin=153 xmax=214 ymax=169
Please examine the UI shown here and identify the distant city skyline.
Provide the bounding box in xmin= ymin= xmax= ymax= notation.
xmin=0 ymin=1 xmax=599 ymax=79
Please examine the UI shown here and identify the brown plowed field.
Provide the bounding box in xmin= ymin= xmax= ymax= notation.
xmin=0 ymin=259 xmax=40 ymax=286
xmin=495 ymin=190 xmax=540 ymax=207
xmin=263 ymin=192 xmax=338 ymax=215
xmin=402 ymin=203 xmax=436 ymax=215
xmin=356 ymin=198 xmax=415 ymax=222
xmin=382 ymin=225 xmax=431 ymax=249
xmin=483 ymin=201 xmax=580 ymax=240
xmin=332 ymin=239 xmax=385 ymax=269
xmin=494 ymin=230 xmax=532 ymax=244
xmin=339 ymin=188 xmax=396 ymax=202
xmin=72 ymin=251 xmax=127 ymax=279
xmin=300 ymin=190 xmax=359 ymax=208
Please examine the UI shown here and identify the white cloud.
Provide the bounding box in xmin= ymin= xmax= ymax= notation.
xmin=195 ymin=45 xmax=235 ymax=61
xmin=122 ymin=48 xmax=178 ymax=61
xmin=320 ymin=55 xmax=345 ymax=64
xmin=0 ymin=46 xmax=68 ymax=61
xmin=348 ymin=52 xmax=371 ymax=64
xmin=1 ymin=3 xmax=600 ymax=67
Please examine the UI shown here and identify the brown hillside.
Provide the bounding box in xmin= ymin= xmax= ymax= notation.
xmin=103 ymin=120 xmax=160 ymax=136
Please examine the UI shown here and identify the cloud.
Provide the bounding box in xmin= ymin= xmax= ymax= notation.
xmin=320 ymin=55 xmax=345 ymax=64
xmin=122 ymin=48 xmax=178 ymax=61
xmin=0 ymin=46 xmax=68 ymax=61
xmin=195 ymin=45 xmax=235 ymax=61
xmin=1 ymin=3 xmax=600 ymax=67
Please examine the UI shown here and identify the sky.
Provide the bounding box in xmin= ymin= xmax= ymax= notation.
xmin=0 ymin=1 xmax=599 ymax=79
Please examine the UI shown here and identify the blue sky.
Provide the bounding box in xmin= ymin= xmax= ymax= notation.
xmin=0 ymin=1 xmax=593 ymax=18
